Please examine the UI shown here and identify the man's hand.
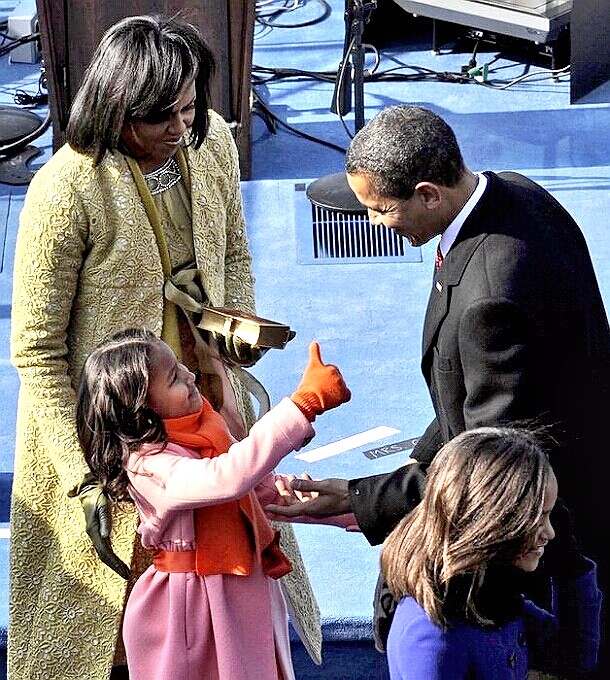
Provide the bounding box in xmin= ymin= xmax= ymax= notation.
xmin=266 ymin=477 xmax=352 ymax=519
xmin=69 ymin=475 xmax=131 ymax=580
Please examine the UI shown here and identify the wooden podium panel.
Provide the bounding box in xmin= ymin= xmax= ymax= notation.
xmin=35 ymin=0 xmax=255 ymax=178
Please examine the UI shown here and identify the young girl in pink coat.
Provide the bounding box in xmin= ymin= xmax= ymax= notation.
xmin=76 ymin=328 xmax=351 ymax=680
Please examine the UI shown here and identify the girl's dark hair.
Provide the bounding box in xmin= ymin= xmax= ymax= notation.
xmin=76 ymin=328 xmax=167 ymax=502
xmin=381 ymin=426 xmax=551 ymax=628
xmin=67 ymin=14 xmax=215 ymax=165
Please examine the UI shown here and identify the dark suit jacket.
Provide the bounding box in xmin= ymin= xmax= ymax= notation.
xmin=349 ymin=171 xmax=610 ymax=552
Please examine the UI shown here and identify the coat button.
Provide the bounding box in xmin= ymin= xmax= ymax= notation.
xmin=518 ymin=632 xmax=526 ymax=647
xmin=508 ymin=652 xmax=517 ymax=668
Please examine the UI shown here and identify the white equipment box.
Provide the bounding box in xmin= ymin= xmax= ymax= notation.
xmin=7 ymin=0 xmax=39 ymax=64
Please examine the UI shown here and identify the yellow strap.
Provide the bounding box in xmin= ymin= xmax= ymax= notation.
xmin=125 ymin=154 xmax=182 ymax=358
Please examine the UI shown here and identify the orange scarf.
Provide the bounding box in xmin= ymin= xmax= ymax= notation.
xmin=163 ymin=400 xmax=292 ymax=579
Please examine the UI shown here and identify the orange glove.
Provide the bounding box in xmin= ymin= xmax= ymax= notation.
xmin=291 ymin=341 xmax=351 ymax=421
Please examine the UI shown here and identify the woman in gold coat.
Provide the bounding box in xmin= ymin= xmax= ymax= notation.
xmin=8 ymin=15 xmax=320 ymax=680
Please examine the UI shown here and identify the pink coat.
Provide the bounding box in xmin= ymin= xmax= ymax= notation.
xmin=123 ymin=397 xmax=315 ymax=680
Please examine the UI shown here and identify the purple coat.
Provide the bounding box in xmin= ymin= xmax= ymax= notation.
xmin=387 ymin=559 xmax=601 ymax=679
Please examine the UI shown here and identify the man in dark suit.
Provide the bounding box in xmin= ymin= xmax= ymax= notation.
xmin=268 ymin=105 xmax=610 ymax=676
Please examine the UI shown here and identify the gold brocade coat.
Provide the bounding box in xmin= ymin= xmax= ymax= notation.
xmin=8 ymin=110 xmax=321 ymax=679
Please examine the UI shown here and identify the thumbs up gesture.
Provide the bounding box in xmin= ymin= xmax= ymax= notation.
xmin=290 ymin=341 xmax=351 ymax=421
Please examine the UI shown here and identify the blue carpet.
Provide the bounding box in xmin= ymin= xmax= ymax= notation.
xmin=2 ymin=0 xmax=610 ymax=677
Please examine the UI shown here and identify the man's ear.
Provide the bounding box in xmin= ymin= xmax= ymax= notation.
xmin=414 ymin=181 xmax=442 ymax=208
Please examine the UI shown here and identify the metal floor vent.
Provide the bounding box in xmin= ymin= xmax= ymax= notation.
xmin=295 ymin=182 xmax=421 ymax=265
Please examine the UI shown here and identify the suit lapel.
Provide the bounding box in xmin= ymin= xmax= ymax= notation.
xmin=421 ymin=184 xmax=494 ymax=361
xmin=422 ymin=265 xmax=449 ymax=358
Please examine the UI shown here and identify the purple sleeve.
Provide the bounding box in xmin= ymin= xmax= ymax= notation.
xmin=525 ymin=558 xmax=601 ymax=675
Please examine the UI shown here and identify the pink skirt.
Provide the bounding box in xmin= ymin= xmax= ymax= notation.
xmin=123 ymin=558 xmax=295 ymax=680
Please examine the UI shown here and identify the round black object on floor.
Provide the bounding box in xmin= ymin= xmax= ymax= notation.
xmin=0 ymin=105 xmax=43 ymax=148
xmin=0 ymin=145 xmax=43 ymax=184
xmin=306 ymin=171 xmax=366 ymax=213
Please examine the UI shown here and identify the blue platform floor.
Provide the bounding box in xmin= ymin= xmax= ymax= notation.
xmin=2 ymin=1 xmax=610 ymax=677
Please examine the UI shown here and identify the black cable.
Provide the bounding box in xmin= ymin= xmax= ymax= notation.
xmin=478 ymin=64 xmax=570 ymax=90
xmin=13 ymin=69 xmax=48 ymax=107
xmin=252 ymin=45 xmax=379 ymax=87
xmin=256 ymin=0 xmax=331 ymax=29
xmin=14 ymin=90 xmax=47 ymax=106
xmin=253 ymin=64 xmax=339 ymax=85
xmin=463 ymin=38 xmax=480 ymax=72
xmin=253 ymin=62 xmax=472 ymax=85
xmin=366 ymin=66 xmax=471 ymax=84
xmin=253 ymin=57 xmax=568 ymax=88
xmin=0 ymin=31 xmax=39 ymax=57
xmin=332 ymin=32 xmax=357 ymax=135
xmin=252 ymin=88 xmax=347 ymax=154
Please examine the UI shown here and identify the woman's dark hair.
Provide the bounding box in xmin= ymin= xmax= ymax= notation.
xmin=76 ymin=328 xmax=167 ymax=502
xmin=345 ymin=105 xmax=465 ymax=200
xmin=66 ymin=14 xmax=215 ymax=165
xmin=381 ymin=426 xmax=551 ymax=628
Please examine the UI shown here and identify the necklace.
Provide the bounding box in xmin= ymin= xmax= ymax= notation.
xmin=143 ymin=156 xmax=182 ymax=195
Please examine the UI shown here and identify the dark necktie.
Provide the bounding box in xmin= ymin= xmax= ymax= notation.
xmin=435 ymin=243 xmax=444 ymax=271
